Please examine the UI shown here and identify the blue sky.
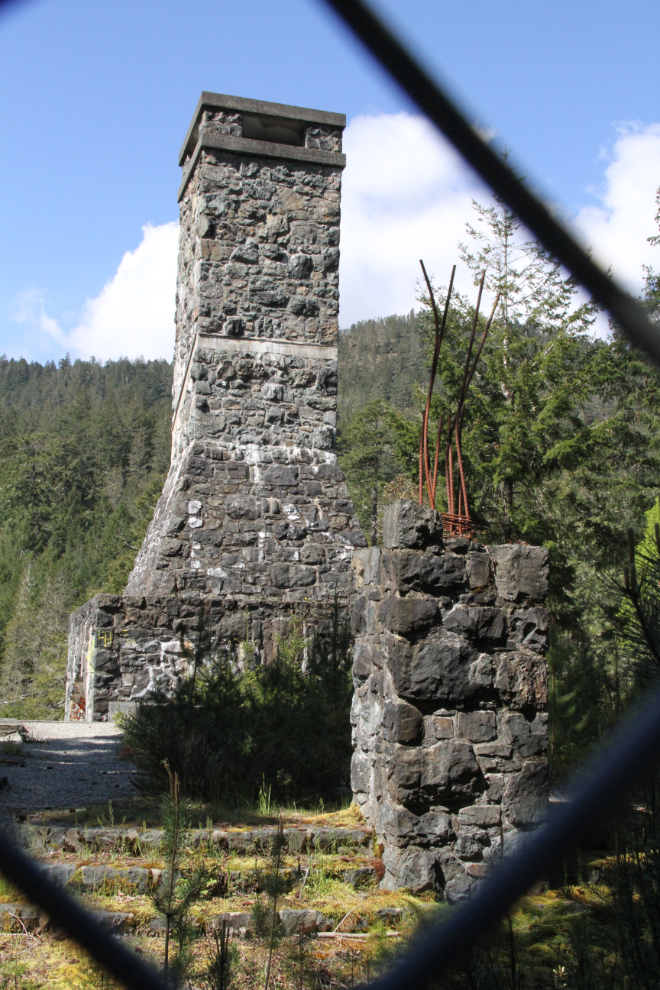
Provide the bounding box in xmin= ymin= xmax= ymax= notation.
xmin=1 ymin=0 xmax=660 ymax=362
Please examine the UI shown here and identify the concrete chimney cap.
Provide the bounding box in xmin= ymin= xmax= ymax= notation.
xmin=179 ymin=91 xmax=346 ymax=167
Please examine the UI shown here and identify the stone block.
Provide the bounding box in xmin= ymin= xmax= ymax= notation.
xmin=279 ymin=909 xmax=329 ymax=935
xmin=454 ymin=831 xmax=489 ymax=859
xmin=467 ymin=551 xmax=491 ymax=588
xmin=499 ymin=712 xmax=547 ymax=757
xmin=388 ymin=746 xmax=423 ymax=803
xmin=502 ymin=763 xmax=549 ymax=827
xmin=108 ymin=702 xmax=138 ymax=717
xmin=383 ymin=699 xmax=423 ymax=744
xmin=421 ymin=741 xmax=480 ymax=800
xmin=443 ymin=872 xmax=475 ymax=904
xmin=457 ymin=805 xmax=501 ymax=827
xmin=508 ymin=607 xmax=548 ymax=653
xmin=352 ymin=642 xmax=371 ymax=684
xmin=382 ymin=500 xmax=443 ymax=550
xmin=350 ymin=752 xmax=371 ymax=795
xmin=427 ymin=715 xmax=454 ymax=740
xmin=387 ymin=633 xmax=489 ymax=702
xmin=493 ymin=651 xmax=548 ymax=709
xmin=491 ymin=545 xmax=549 ymax=602
xmin=263 ymin=464 xmax=299 ymax=486
xmin=352 ymin=546 xmax=381 ymax=587
xmin=382 ymin=845 xmax=439 ymax=892
xmin=456 ymin=711 xmax=498 ymax=743
xmin=380 ymin=805 xmax=452 ymax=849
xmin=379 ymin=596 xmax=439 ymax=636
xmin=443 ymin=605 xmax=505 ymax=642
xmin=396 ymin=552 xmax=466 ymax=594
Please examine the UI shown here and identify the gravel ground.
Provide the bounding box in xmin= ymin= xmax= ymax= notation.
xmin=0 ymin=719 xmax=138 ymax=820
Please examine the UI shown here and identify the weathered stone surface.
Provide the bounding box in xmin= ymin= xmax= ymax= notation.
xmin=422 ymin=741 xmax=481 ymax=800
xmin=382 ymin=500 xmax=443 ymax=550
xmin=383 ymin=698 xmax=423 ymax=744
xmin=491 ymin=545 xmax=549 ymax=602
xmin=508 ymin=607 xmax=549 ymax=653
xmin=500 ymin=712 xmax=547 ymax=758
xmin=387 ymin=633 xmax=489 ymax=703
xmin=457 ymin=805 xmax=501 ymax=827
xmin=351 ymin=505 xmax=549 ymax=898
xmin=502 ymin=763 xmax=549 ymax=827
xmin=388 ymin=745 xmax=423 ymax=803
xmin=466 ymin=551 xmax=491 ymax=588
xmin=379 ymin=596 xmax=439 ymax=636
xmin=382 ymin=845 xmax=439 ymax=892
xmin=396 ymin=552 xmax=467 ymax=595
xmin=443 ymin=605 xmax=505 ymax=642
xmin=456 ymin=711 xmax=498 ymax=743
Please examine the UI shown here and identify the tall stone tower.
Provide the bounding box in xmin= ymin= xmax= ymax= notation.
xmin=125 ymin=92 xmax=365 ymax=600
xmin=66 ymin=93 xmax=365 ymax=721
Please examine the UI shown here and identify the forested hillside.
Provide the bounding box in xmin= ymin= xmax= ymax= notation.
xmin=337 ymin=311 xmax=424 ymax=420
xmin=0 ymin=356 xmax=172 ymax=717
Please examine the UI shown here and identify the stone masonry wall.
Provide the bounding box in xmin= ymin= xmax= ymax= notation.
xmin=123 ymin=339 xmax=365 ymax=601
xmin=66 ymin=593 xmax=338 ymax=723
xmin=350 ymin=501 xmax=549 ymax=900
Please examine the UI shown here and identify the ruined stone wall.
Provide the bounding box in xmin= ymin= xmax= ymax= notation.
xmin=65 ymin=593 xmax=338 ymax=723
xmin=350 ymin=501 xmax=549 ymax=899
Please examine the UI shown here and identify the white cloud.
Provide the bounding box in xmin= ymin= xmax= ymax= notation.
xmin=575 ymin=123 xmax=660 ymax=293
xmin=69 ymin=221 xmax=179 ymax=361
xmin=338 ymin=112 xmax=491 ymax=327
xmin=14 ymin=288 xmax=68 ymax=350
xmin=15 ymin=222 xmax=179 ymax=362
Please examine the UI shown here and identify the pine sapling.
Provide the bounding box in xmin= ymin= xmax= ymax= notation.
xmin=151 ymin=763 xmax=205 ymax=986
xmin=251 ymin=815 xmax=289 ymax=990
xmin=206 ymin=918 xmax=238 ymax=990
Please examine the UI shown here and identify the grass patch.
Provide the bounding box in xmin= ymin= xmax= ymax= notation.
xmin=0 ymin=875 xmax=22 ymax=903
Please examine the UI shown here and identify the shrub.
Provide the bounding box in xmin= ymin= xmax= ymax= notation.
xmin=122 ymin=601 xmax=353 ymax=806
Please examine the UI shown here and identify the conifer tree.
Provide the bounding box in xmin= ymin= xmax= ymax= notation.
xmin=151 ymin=765 xmax=205 ymax=986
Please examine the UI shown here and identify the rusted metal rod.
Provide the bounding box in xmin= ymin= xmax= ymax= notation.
xmin=455 ymin=284 xmax=501 ymax=531
xmin=419 ymin=261 xmax=455 ymax=506
xmin=449 ymin=272 xmax=485 ymax=528
xmin=431 ymin=413 xmax=443 ymax=506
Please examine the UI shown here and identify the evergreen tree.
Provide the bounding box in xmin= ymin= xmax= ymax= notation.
xmin=338 ymin=399 xmax=402 ymax=542
xmin=0 ymin=355 xmax=173 ymax=716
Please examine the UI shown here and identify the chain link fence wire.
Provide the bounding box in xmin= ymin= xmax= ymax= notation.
xmin=0 ymin=824 xmax=168 ymax=989
xmin=1 ymin=1 xmax=660 ymax=987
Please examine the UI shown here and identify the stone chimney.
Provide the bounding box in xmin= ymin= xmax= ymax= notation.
xmin=124 ymin=92 xmax=365 ymax=600
xmin=66 ymin=93 xmax=365 ymax=721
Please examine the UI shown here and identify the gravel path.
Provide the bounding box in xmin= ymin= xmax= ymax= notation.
xmin=0 ymin=720 xmax=138 ymax=819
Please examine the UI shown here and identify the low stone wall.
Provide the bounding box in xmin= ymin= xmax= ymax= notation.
xmin=350 ymin=501 xmax=549 ymax=900
xmin=66 ymin=592 xmax=342 ymax=721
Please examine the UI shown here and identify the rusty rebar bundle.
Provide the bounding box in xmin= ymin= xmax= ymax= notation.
xmin=418 ymin=263 xmax=499 ymax=536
